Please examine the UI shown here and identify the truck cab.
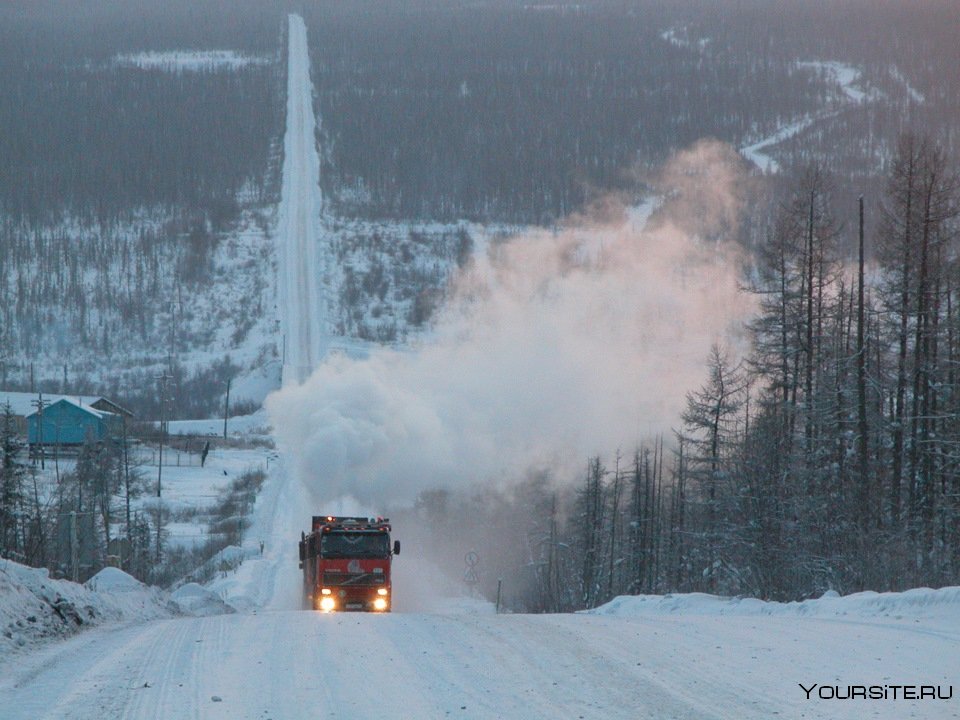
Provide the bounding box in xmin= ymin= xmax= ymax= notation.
xmin=299 ymin=516 xmax=400 ymax=612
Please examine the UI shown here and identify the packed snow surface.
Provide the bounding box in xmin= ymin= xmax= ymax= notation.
xmin=169 ymin=583 xmax=236 ymax=617
xmin=276 ymin=14 xmax=328 ymax=385
xmin=2 ymin=555 xmax=958 ymax=720
xmin=114 ymin=50 xmax=269 ymax=72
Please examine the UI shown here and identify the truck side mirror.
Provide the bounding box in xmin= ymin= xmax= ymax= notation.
xmin=393 ymin=540 xmax=401 ymax=556
xmin=298 ymin=540 xmax=305 ymax=562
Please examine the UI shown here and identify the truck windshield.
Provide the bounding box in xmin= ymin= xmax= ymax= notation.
xmin=320 ymin=532 xmax=390 ymax=559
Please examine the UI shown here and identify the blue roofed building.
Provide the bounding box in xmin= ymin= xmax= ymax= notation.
xmin=26 ymin=398 xmax=124 ymax=447
xmin=0 ymin=392 xmax=132 ymax=444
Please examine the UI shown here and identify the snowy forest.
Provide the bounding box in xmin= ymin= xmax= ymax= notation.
xmin=1 ymin=0 xmax=960 ymax=606
xmin=406 ymin=137 xmax=960 ymax=610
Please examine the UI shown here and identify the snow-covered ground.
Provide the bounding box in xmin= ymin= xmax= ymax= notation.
xmin=114 ymin=50 xmax=270 ymax=72
xmin=0 ymin=563 xmax=173 ymax=658
xmin=3 ymin=15 xmax=958 ymax=720
xmin=741 ymin=60 xmax=870 ymax=174
xmin=276 ymin=14 xmax=328 ymax=386
xmin=5 ymin=420 xmax=960 ymax=719
xmin=165 ymin=409 xmax=273 ymax=438
xmin=3 ymin=538 xmax=958 ymax=720
xmin=890 ymin=64 xmax=925 ymax=104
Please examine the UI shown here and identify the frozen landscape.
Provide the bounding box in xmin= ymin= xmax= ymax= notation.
xmin=3 ymin=4 xmax=960 ymax=719
xmin=2 ymin=461 xmax=958 ymax=719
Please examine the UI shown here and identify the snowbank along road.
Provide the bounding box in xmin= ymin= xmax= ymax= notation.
xmin=277 ymin=14 xmax=326 ymax=386
xmin=2 ymin=535 xmax=959 ymax=720
xmin=2 ymin=13 xmax=959 ymax=720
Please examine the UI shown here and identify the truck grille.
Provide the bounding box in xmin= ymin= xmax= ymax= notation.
xmin=323 ymin=572 xmax=380 ymax=587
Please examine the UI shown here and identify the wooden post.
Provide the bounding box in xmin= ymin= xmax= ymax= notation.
xmin=223 ymin=378 xmax=231 ymax=440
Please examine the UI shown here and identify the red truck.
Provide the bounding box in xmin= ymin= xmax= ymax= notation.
xmin=299 ymin=516 xmax=400 ymax=612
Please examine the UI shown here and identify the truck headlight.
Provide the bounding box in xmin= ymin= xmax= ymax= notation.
xmin=319 ymin=596 xmax=336 ymax=612
xmin=320 ymin=588 xmax=332 ymax=595
xmin=377 ymin=588 xmax=388 ymax=596
xmin=373 ymin=598 xmax=388 ymax=611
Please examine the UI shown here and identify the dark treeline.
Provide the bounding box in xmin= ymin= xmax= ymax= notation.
xmin=0 ymin=0 xmax=285 ymax=224
xmin=408 ymin=133 xmax=959 ymax=610
xmin=0 ymin=0 xmax=285 ymax=417
xmin=305 ymin=0 xmax=959 ymax=225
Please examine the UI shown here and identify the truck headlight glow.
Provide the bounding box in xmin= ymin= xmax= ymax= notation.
xmin=319 ymin=596 xmax=336 ymax=612
xmin=373 ymin=598 xmax=388 ymax=611
xmin=377 ymin=588 xmax=388 ymax=596
xmin=320 ymin=588 xmax=332 ymax=595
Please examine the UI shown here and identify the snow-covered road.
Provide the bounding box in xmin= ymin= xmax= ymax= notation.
xmin=4 ymin=457 xmax=958 ymax=718
xmin=3 ymin=15 xmax=959 ymax=720
xmin=277 ymin=14 xmax=326 ymax=386
xmin=3 ymin=572 xmax=958 ymax=720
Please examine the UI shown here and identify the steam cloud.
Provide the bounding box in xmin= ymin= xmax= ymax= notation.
xmin=267 ymin=140 xmax=755 ymax=508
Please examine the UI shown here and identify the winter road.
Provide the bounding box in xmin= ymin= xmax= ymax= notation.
xmin=277 ymin=14 xmax=325 ymax=386
xmin=2 ymin=13 xmax=958 ymax=720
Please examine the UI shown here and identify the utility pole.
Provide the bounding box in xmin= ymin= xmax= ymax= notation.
xmin=122 ymin=415 xmax=131 ymax=570
xmin=223 ymin=377 xmax=231 ymax=440
xmin=30 ymin=466 xmax=46 ymax=567
xmin=70 ymin=510 xmax=78 ymax=583
xmin=154 ymin=371 xmax=172 ymax=563
xmin=31 ymin=393 xmax=47 ymax=470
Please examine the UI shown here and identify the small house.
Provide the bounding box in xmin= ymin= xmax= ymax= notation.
xmin=27 ymin=398 xmax=123 ymax=447
xmin=0 ymin=391 xmax=132 ymax=442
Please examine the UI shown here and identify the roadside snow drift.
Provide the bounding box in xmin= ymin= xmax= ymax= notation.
xmin=2 ymin=583 xmax=957 ymax=720
xmin=590 ymin=585 xmax=960 ymax=623
xmin=0 ymin=561 xmax=172 ymax=656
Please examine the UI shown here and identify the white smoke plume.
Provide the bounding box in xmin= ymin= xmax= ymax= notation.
xmin=267 ymin=140 xmax=755 ymax=509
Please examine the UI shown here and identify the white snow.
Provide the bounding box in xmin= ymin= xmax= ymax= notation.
xmin=164 ymin=408 xmax=273 ymax=437
xmin=3 ymin=16 xmax=957 ymax=720
xmin=890 ymin=64 xmax=925 ymax=104
xmin=0 ymin=560 xmax=172 ymax=657
xmin=84 ymin=567 xmax=148 ymax=593
xmin=741 ymin=59 xmax=870 ymax=174
xmin=169 ymin=583 xmax=235 ymax=616
xmin=3 ymin=553 xmax=958 ymax=719
xmin=590 ymin=586 xmax=960 ymax=623
xmin=114 ymin=50 xmax=269 ymax=72
xmin=276 ymin=14 xmax=328 ymax=386
xmin=740 ymin=115 xmax=816 ymax=174
xmin=0 ymin=391 xmax=111 ymax=418
xmin=797 ymin=60 xmax=869 ymax=104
